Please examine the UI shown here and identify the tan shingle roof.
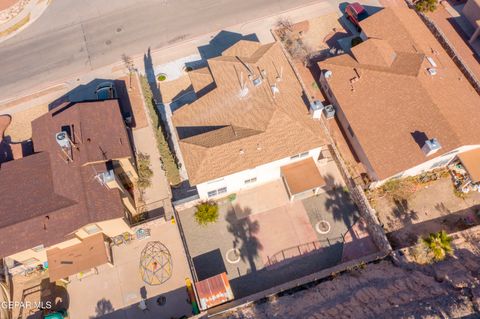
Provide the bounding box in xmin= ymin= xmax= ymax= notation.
xmin=173 ymin=41 xmax=326 ymax=185
xmin=319 ymin=8 xmax=480 ymax=180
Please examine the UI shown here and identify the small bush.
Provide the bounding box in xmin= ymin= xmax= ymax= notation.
xmin=415 ymin=0 xmax=437 ymax=12
xmin=157 ymin=74 xmax=167 ymax=81
xmin=194 ymin=201 xmax=219 ymax=226
xmin=139 ymin=76 xmax=181 ymax=185
xmin=137 ymin=152 xmax=153 ymax=190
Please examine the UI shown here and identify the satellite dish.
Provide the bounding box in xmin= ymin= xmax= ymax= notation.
xmin=324 ymin=70 xmax=333 ymax=79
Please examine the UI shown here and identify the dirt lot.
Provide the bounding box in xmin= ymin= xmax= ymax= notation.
xmin=4 ymin=104 xmax=48 ymax=141
xmin=219 ymin=226 xmax=480 ymax=319
xmin=371 ymin=176 xmax=480 ymax=249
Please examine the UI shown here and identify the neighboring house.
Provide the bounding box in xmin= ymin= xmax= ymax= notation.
xmin=173 ymin=40 xmax=327 ymax=200
xmin=318 ymin=8 xmax=480 ymax=187
xmin=0 ymin=100 xmax=138 ymax=281
xmin=463 ymin=0 xmax=480 ymax=44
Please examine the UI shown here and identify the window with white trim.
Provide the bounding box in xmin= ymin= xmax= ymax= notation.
xmin=290 ymin=151 xmax=309 ymax=160
xmin=207 ymin=186 xmax=228 ymax=197
xmin=244 ymin=177 xmax=257 ymax=184
xmin=207 ymin=190 xmax=217 ymax=197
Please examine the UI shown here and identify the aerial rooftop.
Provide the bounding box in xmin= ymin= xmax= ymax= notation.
xmin=0 ymin=100 xmax=132 ymax=257
xmin=319 ymin=8 xmax=480 ymax=180
xmin=173 ymin=40 xmax=326 ymax=185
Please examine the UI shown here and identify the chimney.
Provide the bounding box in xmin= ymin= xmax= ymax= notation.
xmin=422 ymin=138 xmax=442 ymax=156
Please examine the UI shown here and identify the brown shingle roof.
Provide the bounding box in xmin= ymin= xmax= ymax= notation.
xmin=319 ymin=8 xmax=480 ymax=180
xmin=173 ymin=41 xmax=326 ymax=185
xmin=0 ymin=100 xmax=131 ymax=257
xmin=47 ymin=233 xmax=110 ymax=282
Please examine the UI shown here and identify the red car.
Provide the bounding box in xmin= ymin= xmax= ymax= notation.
xmin=345 ymin=2 xmax=370 ymax=31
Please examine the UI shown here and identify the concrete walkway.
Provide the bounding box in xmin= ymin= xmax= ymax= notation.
xmin=132 ymin=74 xmax=173 ymax=218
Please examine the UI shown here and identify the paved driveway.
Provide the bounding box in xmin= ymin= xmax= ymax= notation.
xmin=67 ymin=221 xmax=193 ymax=319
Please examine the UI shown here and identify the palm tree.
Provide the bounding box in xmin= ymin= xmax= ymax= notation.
xmin=422 ymin=230 xmax=453 ymax=262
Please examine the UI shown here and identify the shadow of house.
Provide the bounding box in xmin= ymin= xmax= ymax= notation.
xmin=89 ymin=286 xmax=192 ymax=319
xmin=192 ymin=30 xmax=259 ymax=64
xmin=24 ymin=279 xmax=70 ymax=319
xmin=387 ymin=204 xmax=480 ymax=249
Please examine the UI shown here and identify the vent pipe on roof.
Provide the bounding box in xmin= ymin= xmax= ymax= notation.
xmin=422 ymin=138 xmax=442 ymax=156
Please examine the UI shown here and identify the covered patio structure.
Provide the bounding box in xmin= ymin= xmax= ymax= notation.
xmin=458 ymin=148 xmax=480 ymax=183
xmin=281 ymin=157 xmax=326 ymax=201
xmin=47 ymin=233 xmax=113 ymax=282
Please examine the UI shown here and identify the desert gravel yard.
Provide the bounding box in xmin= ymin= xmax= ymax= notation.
xmin=3 ymin=103 xmax=48 ymax=141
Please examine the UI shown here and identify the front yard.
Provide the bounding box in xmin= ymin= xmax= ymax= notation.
xmin=369 ymin=174 xmax=480 ymax=249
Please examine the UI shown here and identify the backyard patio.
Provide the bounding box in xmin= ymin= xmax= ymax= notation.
xmin=66 ymin=221 xmax=194 ymax=319
xmin=178 ymin=162 xmax=377 ymax=299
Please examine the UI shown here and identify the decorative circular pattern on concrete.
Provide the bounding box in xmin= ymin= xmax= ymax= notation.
xmin=315 ymin=220 xmax=331 ymax=234
xmin=225 ymin=248 xmax=241 ymax=264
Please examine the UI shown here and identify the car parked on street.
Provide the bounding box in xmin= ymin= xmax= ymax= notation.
xmin=345 ymin=2 xmax=369 ymax=31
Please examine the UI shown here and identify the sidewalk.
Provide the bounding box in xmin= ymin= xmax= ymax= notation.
xmin=131 ymin=73 xmax=174 ymax=219
xmin=0 ymin=0 xmax=50 ymax=44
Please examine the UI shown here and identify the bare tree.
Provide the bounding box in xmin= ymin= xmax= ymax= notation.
xmin=121 ymin=53 xmax=135 ymax=89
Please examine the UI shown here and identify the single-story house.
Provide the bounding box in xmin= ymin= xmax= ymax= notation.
xmin=318 ymin=8 xmax=480 ymax=187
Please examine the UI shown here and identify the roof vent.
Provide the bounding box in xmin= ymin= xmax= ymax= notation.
xmin=252 ymin=77 xmax=263 ymax=87
xmin=239 ymin=149 xmax=245 ymax=155
xmin=422 ymin=138 xmax=442 ymax=156
xmin=310 ymin=100 xmax=324 ymax=119
xmin=271 ymin=84 xmax=280 ymax=96
xmin=427 ymin=57 xmax=437 ymax=68
xmin=427 ymin=68 xmax=437 ymax=76
xmin=324 ymin=70 xmax=333 ymax=79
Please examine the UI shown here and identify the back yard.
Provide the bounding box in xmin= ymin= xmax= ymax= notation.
xmin=369 ymin=173 xmax=480 ymax=249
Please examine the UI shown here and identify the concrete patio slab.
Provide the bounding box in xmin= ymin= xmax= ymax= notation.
xmin=247 ymin=201 xmax=318 ymax=266
xmin=232 ymin=180 xmax=289 ymax=219
xmin=67 ymin=221 xmax=194 ymax=319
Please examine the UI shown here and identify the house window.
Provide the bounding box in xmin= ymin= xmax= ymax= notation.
xmin=347 ymin=125 xmax=355 ymax=137
xmin=291 ymin=151 xmax=309 ymax=160
xmin=21 ymin=257 xmax=39 ymax=266
xmin=244 ymin=177 xmax=257 ymax=184
xmin=84 ymin=224 xmax=101 ymax=235
xmin=218 ymin=187 xmax=227 ymax=194
xmin=31 ymin=245 xmax=45 ymax=253
xmin=207 ymin=190 xmax=218 ymax=198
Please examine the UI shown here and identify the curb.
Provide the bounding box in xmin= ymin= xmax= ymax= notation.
xmin=0 ymin=0 xmax=50 ymax=44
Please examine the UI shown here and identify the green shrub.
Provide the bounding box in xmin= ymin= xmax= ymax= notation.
xmin=415 ymin=0 xmax=437 ymax=12
xmin=157 ymin=74 xmax=167 ymax=81
xmin=194 ymin=201 xmax=219 ymax=226
xmin=139 ymin=75 xmax=181 ymax=185
xmin=137 ymin=152 xmax=153 ymax=190
xmin=422 ymin=230 xmax=453 ymax=262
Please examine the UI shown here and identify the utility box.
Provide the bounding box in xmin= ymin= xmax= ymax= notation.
xmin=323 ymin=104 xmax=335 ymax=119
xmin=309 ymin=100 xmax=324 ymax=119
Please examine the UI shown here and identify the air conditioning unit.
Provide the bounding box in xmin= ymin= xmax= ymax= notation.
xmin=310 ymin=100 xmax=324 ymax=119
xmin=323 ymin=104 xmax=335 ymax=119
xmin=55 ymin=132 xmax=71 ymax=149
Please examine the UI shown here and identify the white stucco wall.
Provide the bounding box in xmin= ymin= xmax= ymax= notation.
xmin=371 ymin=145 xmax=480 ymax=188
xmin=196 ymin=147 xmax=322 ymax=199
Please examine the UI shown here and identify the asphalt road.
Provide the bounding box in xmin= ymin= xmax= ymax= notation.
xmin=0 ymin=0 xmax=318 ymax=101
